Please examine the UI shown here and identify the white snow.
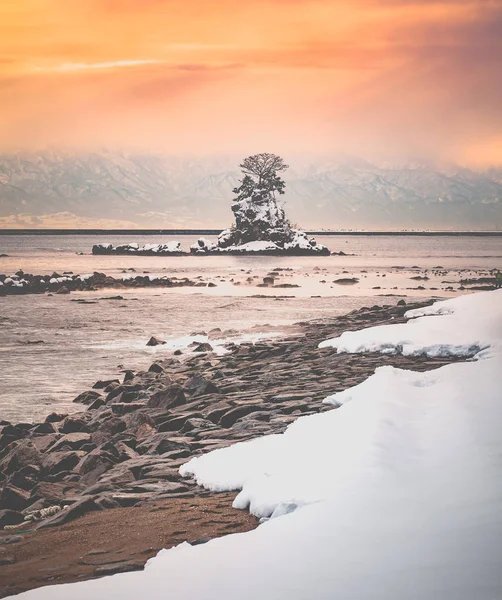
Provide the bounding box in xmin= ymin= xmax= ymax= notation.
xmin=190 ymin=237 xmax=217 ymax=253
xmin=284 ymin=229 xmax=329 ymax=253
xmin=15 ymin=290 xmax=502 ymax=600
xmin=228 ymin=240 xmax=279 ymax=252
xmin=319 ymin=290 xmax=502 ymax=358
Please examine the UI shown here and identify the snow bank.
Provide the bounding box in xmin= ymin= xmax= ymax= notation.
xmin=319 ymin=290 xmax=502 ymax=358
xmin=15 ymin=291 xmax=502 ymax=600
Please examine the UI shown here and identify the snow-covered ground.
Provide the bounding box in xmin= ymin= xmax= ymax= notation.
xmin=16 ymin=290 xmax=502 ymax=600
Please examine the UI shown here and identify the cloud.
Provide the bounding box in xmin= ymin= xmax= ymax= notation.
xmin=0 ymin=0 xmax=501 ymax=164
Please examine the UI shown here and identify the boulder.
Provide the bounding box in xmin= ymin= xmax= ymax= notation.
xmin=193 ymin=343 xmax=213 ymax=353
xmin=5 ymin=465 xmax=40 ymax=492
xmin=92 ymin=379 xmax=120 ymax=389
xmin=42 ymin=451 xmax=84 ymax=475
xmin=0 ymin=485 xmax=31 ymax=511
xmin=60 ymin=416 xmax=89 ymax=434
xmin=146 ymin=336 xmax=165 ymax=347
xmin=0 ymin=509 xmax=24 ymax=528
xmin=123 ymin=411 xmax=155 ymax=437
xmin=136 ymin=434 xmax=190 ymax=456
xmin=180 ymin=418 xmax=217 ymax=434
xmin=48 ymin=432 xmax=91 ymax=452
xmin=147 ymin=385 xmax=186 ymax=411
xmin=36 ymin=496 xmax=99 ymax=529
xmin=73 ymin=390 xmax=102 ymax=405
xmin=45 ymin=412 xmax=67 ymax=423
xmin=0 ymin=440 xmax=43 ymax=477
xmin=183 ymin=375 xmax=220 ymax=398
xmin=219 ymin=405 xmax=263 ymax=428
xmin=33 ymin=481 xmax=81 ymax=505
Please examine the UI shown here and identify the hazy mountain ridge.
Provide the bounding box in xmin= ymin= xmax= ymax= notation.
xmin=0 ymin=152 xmax=501 ymax=229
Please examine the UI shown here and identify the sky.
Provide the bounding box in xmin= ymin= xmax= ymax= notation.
xmin=1 ymin=0 xmax=502 ymax=166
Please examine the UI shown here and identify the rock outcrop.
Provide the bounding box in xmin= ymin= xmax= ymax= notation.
xmin=0 ymin=271 xmax=214 ymax=295
xmin=191 ymin=192 xmax=329 ymax=255
xmin=92 ymin=242 xmax=184 ymax=256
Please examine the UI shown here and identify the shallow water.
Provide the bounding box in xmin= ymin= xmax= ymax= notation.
xmin=1 ymin=234 xmax=501 ymax=422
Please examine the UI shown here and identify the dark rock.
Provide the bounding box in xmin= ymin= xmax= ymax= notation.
xmin=56 ymin=286 xmax=70 ymax=294
xmin=136 ymin=434 xmax=190 ymax=456
xmin=397 ymin=299 xmax=407 ymax=306
xmin=33 ymin=481 xmax=80 ymax=505
xmin=111 ymin=402 xmax=146 ymax=416
xmin=74 ymin=390 xmax=102 ymax=405
xmin=42 ymin=451 xmax=84 ymax=475
xmin=219 ymin=406 xmax=263 ymax=428
xmin=146 ymin=336 xmax=165 ymax=347
xmin=0 ymin=440 xmax=43 ymax=479
xmin=94 ymin=495 xmax=122 ymax=510
xmin=148 ymin=362 xmax=164 ymax=373
xmin=0 ymin=509 xmax=24 ymax=528
xmin=60 ymin=416 xmax=89 ymax=434
xmin=109 ymin=390 xmax=141 ymax=404
xmin=147 ymin=385 xmax=186 ymax=410
xmin=36 ymin=496 xmax=99 ymax=529
xmin=76 ymin=449 xmax=117 ymax=485
xmin=157 ymin=414 xmax=198 ymax=433
xmin=180 ymin=418 xmax=217 ymax=434
xmin=5 ymin=466 xmax=40 ymax=492
xmin=45 ymin=412 xmax=67 ymax=423
xmin=1 ymin=485 xmax=31 ymax=511
xmin=31 ymin=422 xmax=57 ymax=435
xmin=183 ymin=375 xmax=220 ymax=398
xmin=92 ymin=379 xmax=120 ymax=389
xmin=333 ymin=278 xmax=359 ymax=285
xmin=123 ymin=411 xmax=155 ymax=436
xmin=88 ymin=397 xmax=105 ymax=410
xmin=31 ymin=434 xmax=59 ymax=453
xmin=49 ymin=432 xmax=91 ymax=452
xmin=193 ymin=342 xmax=213 ymax=352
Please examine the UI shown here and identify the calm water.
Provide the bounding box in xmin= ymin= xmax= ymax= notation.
xmin=1 ymin=234 xmax=501 ymax=274
xmin=1 ymin=234 xmax=500 ymax=422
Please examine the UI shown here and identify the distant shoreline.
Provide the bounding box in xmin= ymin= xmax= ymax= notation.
xmin=0 ymin=229 xmax=501 ymax=237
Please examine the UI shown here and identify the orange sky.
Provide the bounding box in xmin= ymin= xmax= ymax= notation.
xmin=1 ymin=0 xmax=501 ymax=165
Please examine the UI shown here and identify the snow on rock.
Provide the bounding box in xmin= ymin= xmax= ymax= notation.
xmin=190 ymin=237 xmax=217 ymax=253
xmin=191 ymin=191 xmax=329 ymax=255
xmin=92 ymin=242 xmax=184 ymax=255
xmin=15 ymin=291 xmax=502 ymax=600
xmin=319 ymin=289 xmax=502 ymax=358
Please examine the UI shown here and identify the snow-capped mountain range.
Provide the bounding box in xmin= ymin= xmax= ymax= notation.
xmin=0 ymin=151 xmax=501 ymax=229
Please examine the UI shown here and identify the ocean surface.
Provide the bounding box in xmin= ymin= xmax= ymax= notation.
xmin=1 ymin=234 xmax=501 ymax=422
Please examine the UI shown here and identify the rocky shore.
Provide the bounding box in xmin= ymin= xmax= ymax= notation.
xmin=92 ymin=242 xmax=184 ymax=256
xmin=0 ymin=271 xmax=218 ymax=296
xmin=0 ymin=300 xmax=465 ymax=597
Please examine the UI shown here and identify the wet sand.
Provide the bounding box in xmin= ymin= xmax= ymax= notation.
xmin=0 ymin=493 xmax=257 ymax=598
